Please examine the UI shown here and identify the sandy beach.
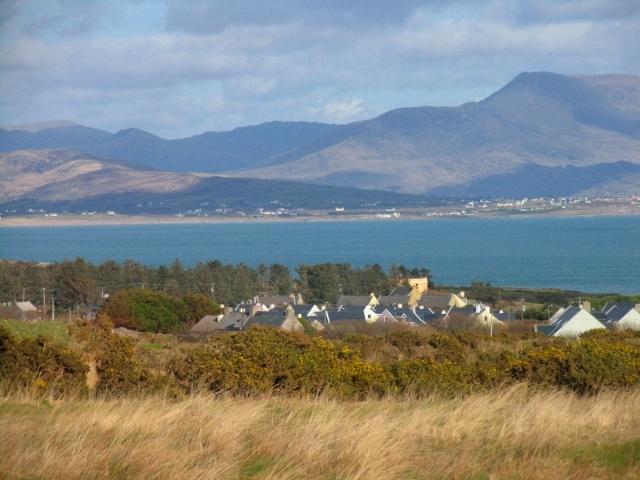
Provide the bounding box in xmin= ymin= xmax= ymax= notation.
xmin=1 ymin=204 xmax=638 ymax=228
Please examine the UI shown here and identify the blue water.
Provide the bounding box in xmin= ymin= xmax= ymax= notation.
xmin=1 ymin=216 xmax=639 ymax=293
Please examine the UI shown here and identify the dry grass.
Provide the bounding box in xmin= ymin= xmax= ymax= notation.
xmin=1 ymin=387 xmax=640 ymax=479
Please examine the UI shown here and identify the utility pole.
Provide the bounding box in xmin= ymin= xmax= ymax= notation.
xmin=210 ymin=283 xmax=215 ymax=299
xmin=51 ymin=296 xmax=55 ymax=321
xmin=42 ymin=288 xmax=46 ymax=316
xmin=22 ymin=287 xmax=25 ymax=302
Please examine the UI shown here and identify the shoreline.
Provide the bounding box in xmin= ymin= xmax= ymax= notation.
xmin=1 ymin=207 xmax=639 ymax=227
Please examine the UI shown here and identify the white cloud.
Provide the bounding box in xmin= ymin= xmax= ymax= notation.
xmin=315 ymin=99 xmax=368 ymax=123
xmin=0 ymin=0 xmax=638 ymax=136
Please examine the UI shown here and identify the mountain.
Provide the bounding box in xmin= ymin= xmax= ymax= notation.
xmin=1 ymin=72 xmax=639 ymax=196
xmin=0 ymin=149 xmax=426 ymax=213
xmin=429 ymin=162 xmax=640 ymax=198
xmin=0 ymin=121 xmax=345 ymax=173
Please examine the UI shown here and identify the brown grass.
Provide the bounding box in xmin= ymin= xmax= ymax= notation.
xmin=1 ymin=387 xmax=640 ymax=479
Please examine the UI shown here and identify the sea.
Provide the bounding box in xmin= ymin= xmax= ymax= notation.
xmin=1 ymin=215 xmax=639 ymax=294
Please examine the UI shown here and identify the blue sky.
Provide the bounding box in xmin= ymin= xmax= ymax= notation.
xmin=1 ymin=0 xmax=638 ymax=138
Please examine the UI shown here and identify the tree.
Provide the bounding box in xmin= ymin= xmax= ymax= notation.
xmin=181 ymin=293 xmax=222 ymax=326
xmin=101 ymin=289 xmax=182 ymax=333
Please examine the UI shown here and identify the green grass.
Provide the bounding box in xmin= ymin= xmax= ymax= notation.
xmin=240 ymin=457 xmax=276 ymax=478
xmin=0 ymin=319 xmax=70 ymax=344
xmin=567 ymin=438 xmax=640 ymax=473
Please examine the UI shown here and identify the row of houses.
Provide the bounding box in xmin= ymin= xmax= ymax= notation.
xmin=535 ymin=301 xmax=640 ymax=337
xmin=190 ymin=285 xmax=514 ymax=334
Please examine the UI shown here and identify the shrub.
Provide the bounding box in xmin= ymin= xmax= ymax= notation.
xmin=101 ymin=289 xmax=182 ymax=333
xmin=94 ymin=332 xmax=172 ymax=395
xmin=0 ymin=326 xmax=87 ymax=396
xmin=181 ymin=293 xmax=222 ymax=327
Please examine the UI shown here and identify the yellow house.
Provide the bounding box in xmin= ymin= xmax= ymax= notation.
xmin=400 ymin=277 xmax=428 ymax=305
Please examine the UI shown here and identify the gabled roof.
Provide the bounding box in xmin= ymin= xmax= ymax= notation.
xmin=191 ymin=312 xmax=246 ymax=333
xmin=418 ymin=294 xmax=452 ymax=309
xmin=601 ymin=303 xmax=638 ymax=323
xmin=244 ymin=309 xmax=287 ymax=328
xmin=15 ymin=301 xmax=38 ymax=312
xmin=494 ymin=310 xmax=516 ymax=322
xmin=325 ymin=305 xmax=366 ymax=322
xmin=385 ymin=307 xmax=428 ymax=325
xmin=378 ymin=295 xmax=410 ymax=306
xmin=538 ymin=306 xmax=605 ymax=336
xmin=292 ymin=304 xmax=314 ymax=316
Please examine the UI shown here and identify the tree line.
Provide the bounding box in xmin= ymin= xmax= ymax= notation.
xmin=0 ymin=259 xmax=433 ymax=309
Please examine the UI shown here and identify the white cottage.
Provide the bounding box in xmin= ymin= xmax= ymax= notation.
xmin=535 ymin=305 xmax=605 ymax=337
xmin=599 ymin=303 xmax=640 ymax=331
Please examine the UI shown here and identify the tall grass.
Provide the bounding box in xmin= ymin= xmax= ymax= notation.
xmin=2 ymin=387 xmax=640 ymax=479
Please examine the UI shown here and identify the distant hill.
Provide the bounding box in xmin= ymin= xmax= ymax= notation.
xmin=0 ymin=149 xmax=427 ymax=213
xmin=1 ymin=72 xmax=639 ymax=196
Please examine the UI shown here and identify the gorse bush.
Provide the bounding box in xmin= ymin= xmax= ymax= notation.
xmin=0 ymin=326 xmax=87 ymax=396
xmin=2 ymin=324 xmax=640 ymax=399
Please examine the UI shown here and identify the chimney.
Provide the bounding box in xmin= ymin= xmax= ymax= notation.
xmin=581 ymin=301 xmax=591 ymax=313
xmin=459 ymin=291 xmax=465 ymax=298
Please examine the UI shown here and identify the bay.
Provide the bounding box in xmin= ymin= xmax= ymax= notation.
xmin=1 ymin=216 xmax=639 ymax=294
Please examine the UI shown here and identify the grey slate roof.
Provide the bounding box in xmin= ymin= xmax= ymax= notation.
xmin=378 ymin=295 xmax=411 ymax=306
xmin=191 ymin=312 xmax=246 ymax=333
xmin=418 ymin=294 xmax=451 ymax=309
xmin=537 ymin=306 xmax=583 ymax=336
xmin=292 ymin=304 xmax=314 ymax=317
xmin=325 ymin=306 xmax=367 ymax=322
xmin=536 ymin=324 xmax=557 ymax=336
xmin=244 ymin=309 xmax=287 ymax=328
xmin=337 ymin=295 xmax=373 ymax=306
xmin=494 ymin=310 xmax=517 ymax=322
xmin=601 ymin=303 xmax=637 ymax=323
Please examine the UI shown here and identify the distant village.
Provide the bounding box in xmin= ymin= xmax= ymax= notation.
xmin=3 ymin=272 xmax=640 ymax=339
xmin=2 ymin=195 xmax=639 ymax=221
xmin=188 ymin=277 xmax=640 ymax=337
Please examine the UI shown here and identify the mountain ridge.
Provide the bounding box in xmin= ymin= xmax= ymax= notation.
xmin=2 ymin=72 xmax=640 ymax=196
xmin=0 ymin=149 xmax=427 ymax=213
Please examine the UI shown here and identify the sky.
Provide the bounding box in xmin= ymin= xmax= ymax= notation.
xmin=0 ymin=0 xmax=639 ymax=138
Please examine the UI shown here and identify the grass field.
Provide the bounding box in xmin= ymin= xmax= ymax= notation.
xmin=1 ymin=387 xmax=640 ymax=479
xmin=0 ymin=319 xmax=70 ymax=344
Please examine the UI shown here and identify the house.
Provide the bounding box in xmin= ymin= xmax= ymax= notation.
xmin=494 ymin=309 xmax=517 ymax=322
xmin=336 ymin=293 xmax=379 ymax=307
xmin=377 ymin=306 xmax=431 ymax=326
xmin=548 ymin=307 xmax=566 ymax=323
xmin=191 ymin=312 xmax=248 ymax=333
xmin=292 ymin=304 xmax=322 ymax=318
xmin=596 ymin=303 xmax=640 ymax=330
xmin=322 ymin=305 xmax=368 ymax=323
xmin=243 ymin=305 xmax=304 ymax=332
xmin=535 ymin=305 xmax=606 ymax=337
xmin=378 ymin=293 xmax=412 ymax=307
xmin=418 ymin=291 xmax=471 ymax=310
xmin=253 ymin=293 xmax=304 ymax=307
xmin=470 ymin=304 xmax=504 ymax=327
xmin=407 ymin=277 xmax=429 ymax=294
xmin=438 ymin=304 xmax=503 ymax=328
xmin=0 ymin=301 xmax=41 ymax=321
